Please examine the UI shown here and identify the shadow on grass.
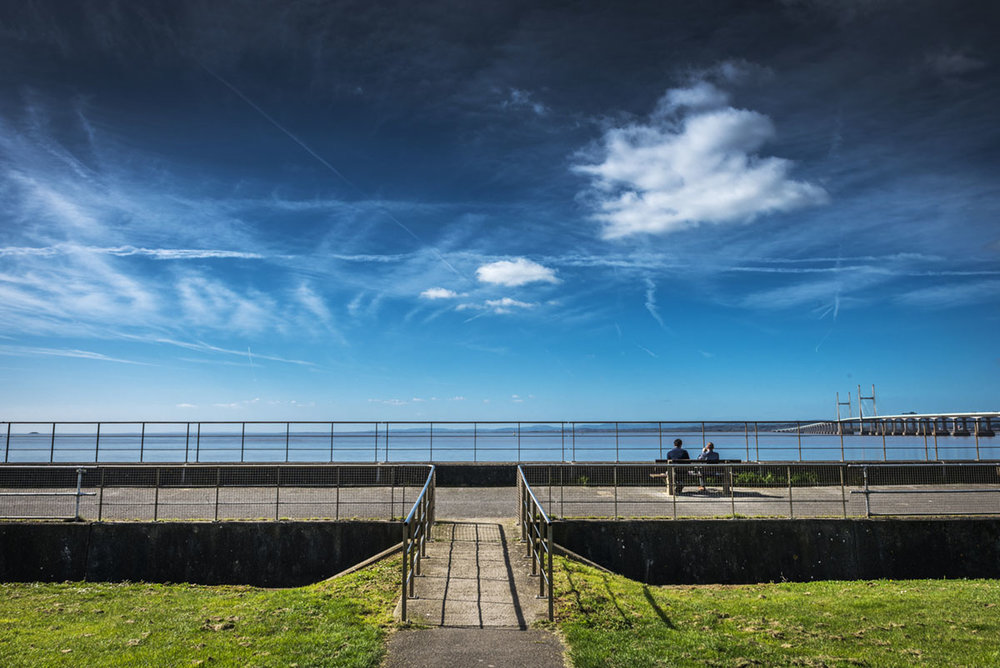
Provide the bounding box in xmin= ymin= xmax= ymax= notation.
xmin=642 ymin=585 xmax=675 ymax=629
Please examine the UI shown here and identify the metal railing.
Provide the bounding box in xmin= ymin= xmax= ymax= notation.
xmin=0 ymin=464 xmax=431 ymax=521
xmin=518 ymin=465 xmax=554 ymax=620
xmin=3 ymin=420 xmax=998 ymax=464
xmin=0 ymin=467 xmax=95 ymax=520
xmin=401 ymin=465 xmax=436 ymax=621
xmin=519 ymin=462 xmax=1000 ymax=520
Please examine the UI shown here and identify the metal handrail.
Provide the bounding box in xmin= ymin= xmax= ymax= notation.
xmin=518 ymin=465 xmax=554 ymax=621
xmin=401 ymin=465 xmax=435 ymax=621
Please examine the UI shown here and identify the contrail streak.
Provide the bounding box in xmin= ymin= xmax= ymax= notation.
xmin=201 ymin=65 xmax=462 ymax=278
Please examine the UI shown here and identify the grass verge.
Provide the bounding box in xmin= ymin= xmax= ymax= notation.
xmin=0 ymin=556 xmax=401 ymax=667
xmin=553 ymin=557 xmax=1000 ymax=667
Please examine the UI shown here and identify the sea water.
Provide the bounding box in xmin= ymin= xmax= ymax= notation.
xmin=2 ymin=422 xmax=995 ymax=463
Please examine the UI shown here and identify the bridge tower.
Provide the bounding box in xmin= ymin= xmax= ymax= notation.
xmin=835 ymin=392 xmax=853 ymax=435
xmin=858 ymin=384 xmax=877 ymax=435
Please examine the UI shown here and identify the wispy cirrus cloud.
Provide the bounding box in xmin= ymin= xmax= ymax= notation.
xmin=0 ymin=245 xmax=264 ymax=260
xmin=573 ymin=70 xmax=828 ymax=239
xmin=457 ymin=297 xmax=537 ymax=316
xmin=0 ymin=344 xmax=154 ymax=366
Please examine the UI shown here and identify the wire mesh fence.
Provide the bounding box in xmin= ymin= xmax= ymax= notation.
xmin=520 ymin=462 xmax=1000 ymax=519
xmin=0 ymin=465 xmax=433 ymax=521
xmin=3 ymin=420 xmax=998 ymax=463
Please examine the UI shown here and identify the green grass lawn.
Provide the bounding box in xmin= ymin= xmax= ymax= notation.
xmin=4 ymin=552 xmax=999 ymax=667
xmin=552 ymin=557 xmax=1000 ymax=667
xmin=0 ymin=556 xmax=401 ymax=667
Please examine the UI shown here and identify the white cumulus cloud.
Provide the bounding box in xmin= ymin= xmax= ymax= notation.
xmin=476 ymin=258 xmax=558 ymax=286
xmin=574 ymin=78 xmax=828 ymax=239
xmin=420 ymin=287 xmax=460 ymax=299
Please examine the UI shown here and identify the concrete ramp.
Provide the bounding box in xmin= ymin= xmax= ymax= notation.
xmin=399 ymin=520 xmax=549 ymax=628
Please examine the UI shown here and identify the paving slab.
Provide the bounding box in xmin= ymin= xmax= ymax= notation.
xmin=383 ymin=627 xmax=566 ymax=668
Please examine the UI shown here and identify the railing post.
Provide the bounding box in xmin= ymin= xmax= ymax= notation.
xmin=98 ymin=467 xmax=105 ymax=522
xmin=275 ymin=466 xmax=281 ymax=521
xmin=839 ymin=422 xmax=845 ymax=462
xmin=196 ymin=423 xmax=201 ymax=462
xmin=881 ymin=423 xmax=887 ymax=461
xmin=613 ymin=465 xmax=618 ymax=520
xmin=729 ymin=466 xmax=736 ymax=517
xmin=428 ymin=423 xmax=432 ymax=463
xmin=659 ymin=421 xmax=663 ymax=459
xmin=329 ymin=422 xmax=335 ymax=462
xmin=473 ymin=423 xmax=478 ymax=463
xmin=285 ymin=423 xmax=290 ymax=463
xmin=50 ymin=422 xmax=56 ymax=463
xmin=754 ymin=422 xmax=759 ymax=460
xmin=139 ymin=422 xmax=146 ymax=462
xmin=744 ymin=422 xmax=749 ymax=462
xmin=240 ymin=423 xmax=246 ymax=462
xmin=862 ymin=466 xmax=871 ymax=518
xmin=184 ymin=423 xmax=190 ymax=463
xmin=561 ymin=423 xmax=565 ymax=461
xmin=374 ymin=423 xmax=379 ymax=463
xmin=401 ymin=521 xmax=409 ymax=621
xmin=4 ymin=421 xmax=10 ymax=463
xmin=153 ymin=467 xmax=160 ymax=521
xmin=975 ymin=420 xmax=981 ymax=461
xmin=74 ymin=468 xmax=85 ymax=520
xmin=615 ymin=422 xmax=621 ymax=464
xmin=787 ymin=465 xmax=793 ymax=519
xmin=547 ymin=522 xmax=554 ymax=621
xmin=517 ymin=422 xmax=521 ymax=462
xmin=94 ymin=423 xmax=101 ymax=463
xmin=215 ymin=467 xmax=220 ymax=521
xmin=701 ymin=421 xmax=706 ymax=449
xmin=796 ymin=422 xmax=802 ymax=461
xmin=335 ymin=466 xmax=341 ymax=520
xmin=840 ymin=465 xmax=847 ymax=518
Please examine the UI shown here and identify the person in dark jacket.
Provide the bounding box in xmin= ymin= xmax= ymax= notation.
xmin=665 ymin=438 xmax=690 ymax=493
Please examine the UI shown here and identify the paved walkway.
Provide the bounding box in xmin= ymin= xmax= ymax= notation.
xmin=385 ymin=519 xmax=566 ymax=667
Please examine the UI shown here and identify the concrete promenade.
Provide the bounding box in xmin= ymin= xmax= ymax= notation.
xmin=385 ymin=488 xmax=566 ymax=667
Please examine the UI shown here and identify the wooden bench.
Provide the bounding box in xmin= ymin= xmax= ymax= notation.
xmin=650 ymin=460 xmax=741 ymax=495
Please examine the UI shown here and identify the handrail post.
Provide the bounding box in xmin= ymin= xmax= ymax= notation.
xmin=50 ymin=422 xmax=56 ymax=463
xmin=74 ymin=467 xmax=85 ymax=520
xmin=615 ymin=422 xmax=621 ymax=464
xmin=140 ymin=422 xmax=146 ymax=462
xmin=796 ymin=422 xmax=802 ymax=461
xmin=215 ymin=467 xmax=221 ymax=521
xmin=184 ymin=423 xmax=190 ymax=463
xmin=473 ymin=423 xmax=478 ymax=463
xmin=329 ymin=422 xmax=335 ymax=462
xmin=98 ymin=467 xmax=105 ymax=522
xmin=240 ymin=423 xmax=246 ymax=462
xmin=787 ymin=465 xmax=793 ymax=519
xmin=401 ymin=520 xmax=409 ymax=621
xmin=4 ymin=421 xmax=10 ymax=463
xmin=153 ymin=467 xmax=160 ymax=521
xmin=862 ymin=466 xmax=871 ymax=518
xmin=94 ymin=423 xmax=101 ymax=463
xmin=285 ymin=423 xmax=290 ymax=463
xmin=547 ymin=521 xmax=554 ymax=621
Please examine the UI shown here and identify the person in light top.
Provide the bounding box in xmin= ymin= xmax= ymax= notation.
xmin=696 ymin=441 xmax=720 ymax=491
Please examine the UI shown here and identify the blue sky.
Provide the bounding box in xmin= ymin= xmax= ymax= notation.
xmin=1 ymin=0 xmax=998 ymax=421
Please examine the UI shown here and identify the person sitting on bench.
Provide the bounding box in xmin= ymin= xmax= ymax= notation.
xmin=696 ymin=442 xmax=720 ymax=491
xmin=665 ymin=438 xmax=690 ymax=493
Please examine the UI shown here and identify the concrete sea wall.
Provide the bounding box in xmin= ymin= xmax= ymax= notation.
xmin=0 ymin=521 xmax=399 ymax=587
xmin=554 ymin=518 xmax=1000 ymax=584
